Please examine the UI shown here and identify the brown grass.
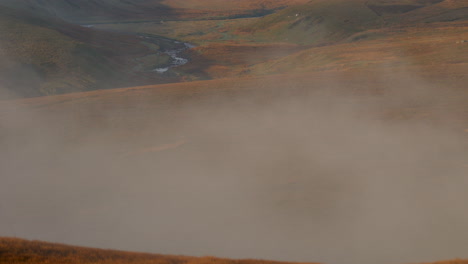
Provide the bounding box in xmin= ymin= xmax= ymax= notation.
xmin=247 ymin=21 xmax=468 ymax=74
xmin=0 ymin=237 xmax=318 ymax=264
xmin=162 ymin=0 xmax=310 ymax=11
xmin=5 ymin=65 xmax=467 ymax=137
xmin=180 ymin=43 xmax=304 ymax=78
xmin=1 ymin=238 xmax=468 ymax=264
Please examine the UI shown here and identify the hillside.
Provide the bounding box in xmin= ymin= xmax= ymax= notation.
xmin=0 ymin=0 xmax=172 ymax=23
xmin=0 ymin=5 xmax=187 ymax=98
xmin=1 ymin=69 xmax=468 ymax=263
xmin=90 ymin=0 xmax=466 ymax=80
xmin=343 ymin=0 xmax=468 ymax=23
xmin=1 ymin=238 xmax=468 ymax=264
xmin=0 ymin=0 xmax=310 ymax=23
xmin=162 ymin=0 xmax=310 ymax=11
xmin=238 ymin=0 xmax=468 ymax=77
xmin=1 ymin=2 xmax=468 ymax=262
xmin=247 ymin=21 xmax=468 ymax=74
xmin=2 ymin=0 xmax=464 ymax=97
xmin=235 ymin=0 xmax=468 ymax=45
xmin=0 ymin=237 xmax=316 ymax=264
xmin=237 ymin=0 xmax=382 ymax=45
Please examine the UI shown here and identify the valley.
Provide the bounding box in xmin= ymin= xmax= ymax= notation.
xmin=0 ymin=5 xmax=186 ymax=98
xmin=1 ymin=0 xmax=466 ymax=97
xmin=0 ymin=1 xmax=467 ymax=264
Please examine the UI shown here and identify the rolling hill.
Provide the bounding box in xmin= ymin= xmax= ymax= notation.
xmin=236 ymin=0 xmax=468 ymax=77
xmin=89 ymin=0 xmax=466 ymax=80
xmin=0 ymin=237 xmax=318 ymax=264
xmin=2 ymin=62 xmax=467 ymax=264
xmin=237 ymin=0 xmax=383 ymax=45
xmin=217 ymin=0 xmax=466 ymax=77
xmin=1 ymin=238 xmax=468 ymax=264
xmin=2 ymin=0 xmax=465 ymax=98
xmin=246 ymin=21 xmax=468 ymax=75
xmin=0 ymin=0 xmax=311 ymax=23
xmin=0 ymin=5 xmax=187 ymax=98
xmin=0 ymin=1 xmax=468 ymax=263
xmin=235 ymin=0 xmax=468 ymax=45
xmin=0 ymin=0 xmax=173 ymax=23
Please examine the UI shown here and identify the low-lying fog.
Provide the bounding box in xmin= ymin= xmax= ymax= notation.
xmin=1 ymin=70 xmax=467 ymax=264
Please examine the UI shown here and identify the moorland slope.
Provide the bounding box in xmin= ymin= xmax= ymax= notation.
xmin=235 ymin=0 xmax=467 ymax=44
xmin=0 ymin=237 xmax=317 ymax=264
xmin=0 ymin=0 xmax=310 ymax=23
xmin=1 ymin=0 xmax=466 ymax=97
xmin=93 ymin=0 xmax=466 ymax=79
xmin=2 ymin=238 xmax=467 ymax=264
xmin=0 ymin=5 xmax=188 ymax=98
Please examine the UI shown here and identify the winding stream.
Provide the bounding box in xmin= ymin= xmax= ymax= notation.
xmin=80 ymin=24 xmax=194 ymax=74
xmin=153 ymin=42 xmax=195 ymax=73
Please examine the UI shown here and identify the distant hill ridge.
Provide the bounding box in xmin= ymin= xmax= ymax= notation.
xmin=237 ymin=0 xmax=468 ymax=44
xmin=0 ymin=0 xmax=310 ymax=22
xmin=0 ymin=0 xmax=172 ymax=23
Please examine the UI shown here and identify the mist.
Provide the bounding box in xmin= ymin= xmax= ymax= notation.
xmin=1 ymin=64 xmax=468 ymax=264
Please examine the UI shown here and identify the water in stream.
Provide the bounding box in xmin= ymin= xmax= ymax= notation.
xmin=154 ymin=43 xmax=195 ymax=73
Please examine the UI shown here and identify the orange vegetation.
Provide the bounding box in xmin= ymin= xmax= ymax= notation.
xmin=0 ymin=237 xmax=319 ymax=264
xmin=156 ymin=0 xmax=311 ymax=20
xmin=163 ymin=0 xmax=310 ymax=11
xmin=1 ymin=238 xmax=468 ymax=264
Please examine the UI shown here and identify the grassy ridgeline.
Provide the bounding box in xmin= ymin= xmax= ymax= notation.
xmin=0 ymin=237 xmax=316 ymax=264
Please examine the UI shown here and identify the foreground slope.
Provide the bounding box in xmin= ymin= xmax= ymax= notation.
xmin=1 ymin=237 xmax=467 ymax=264
xmin=1 ymin=70 xmax=468 ymax=263
xmin=0 ymin=237 xmax=316 ymax=264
